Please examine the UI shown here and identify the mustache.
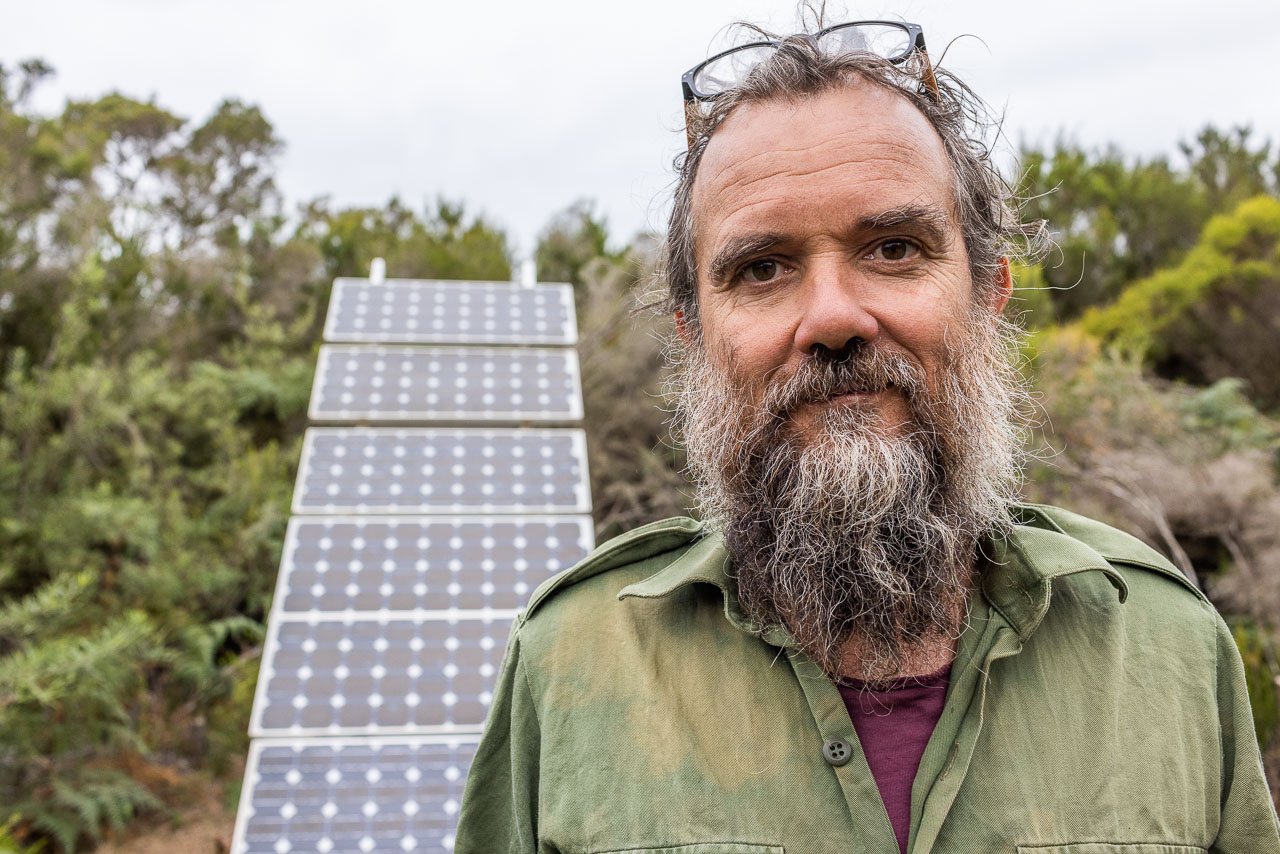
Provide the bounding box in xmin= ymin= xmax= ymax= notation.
xmin=758 ymin=344 xmax=927 ymax=421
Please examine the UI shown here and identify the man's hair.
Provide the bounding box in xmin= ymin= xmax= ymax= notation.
xmin=657 ymin=30 xmax=1046 ymax=327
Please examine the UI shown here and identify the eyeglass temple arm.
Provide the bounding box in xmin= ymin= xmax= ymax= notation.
xmin=919 ymin=51 xmax=940 ymax=98
xmin=914 ymin=32 xmax=940 ymax=98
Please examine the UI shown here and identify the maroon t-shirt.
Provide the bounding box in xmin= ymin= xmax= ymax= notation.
xmin=837 ymin=664 xmax=951 ymax=854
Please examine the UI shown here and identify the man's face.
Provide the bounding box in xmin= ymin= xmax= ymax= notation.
xmin=674 ymin=81 xmax=1022 ymax=680
xmin=690 ymin=82 xmax=1006 ymax=429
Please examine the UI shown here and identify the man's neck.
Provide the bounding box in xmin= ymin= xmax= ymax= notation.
xmin=836 ymin=629 xmax=960 ymax=684
xmin=834 ymin=577 xmax=973 ymax=685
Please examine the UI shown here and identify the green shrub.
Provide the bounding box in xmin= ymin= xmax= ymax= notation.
xmin=1232 ymin=620 xmax=1280 ymax=752
xmin=1080 ymin=196 xmax=1280 ymax=408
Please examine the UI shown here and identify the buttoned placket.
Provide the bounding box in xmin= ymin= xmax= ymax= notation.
xmin=784 ymin=644 xmax=900 ymax=853
xmin=766 ymin=519 xmax=1132 ymax=853
xmin=778 ymin=589 xmax=1021 ymax=854
xmin=907 ymin=593 xmax=1023 ymax=853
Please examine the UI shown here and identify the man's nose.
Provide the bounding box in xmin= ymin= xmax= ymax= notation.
xmin=792 ymin=266 xmax=880 ymax=356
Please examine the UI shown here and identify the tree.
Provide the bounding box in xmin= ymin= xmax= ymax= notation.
xmin=534 ymin=200 xmax=621 ymax=287
xmin=1016 ymin=126 xmax=1278 ymax=321
xmin=1080 ymin=195 xmax=1280 ymax=409
xmin=297 ymin=196 xmax=512 ymax=282
xmin=1182 ymin=126 xmax=1275 ymax=213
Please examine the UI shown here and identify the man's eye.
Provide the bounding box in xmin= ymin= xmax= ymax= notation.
xmin=741 ymin=259 xmax=781 ymax=283
xmin=873 ymin=239 xmax=919 ymax=261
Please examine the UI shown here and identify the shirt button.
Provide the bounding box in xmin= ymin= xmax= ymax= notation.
xmin=822 ymin=738 xmax=852 ymax=766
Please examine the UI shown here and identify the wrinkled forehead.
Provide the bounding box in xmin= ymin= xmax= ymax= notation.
xmin=691 ymin=82 xmax=958 ymax=241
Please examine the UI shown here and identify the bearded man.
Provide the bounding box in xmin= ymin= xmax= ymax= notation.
xmin=456 ymin=19 xmax=1280 ymax=854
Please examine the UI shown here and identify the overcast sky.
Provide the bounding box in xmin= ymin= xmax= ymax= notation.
xmin=6 ymin=0 xmax=1279 ymax=261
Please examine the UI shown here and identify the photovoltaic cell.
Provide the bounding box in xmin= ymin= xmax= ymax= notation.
xmin=324 ymin=279 xmax=577 ymax=345
xmin=309 ymin=345 xmax=583 ymax=423
xmin=275 ymin=516 xmax=593 ymax=614
xmin=232 ymin=735 xmax=476 ymax=854
xmin=252 ymin=616 xmax=512 ymax=736
xmin=293 ymin=428 xmax=591 ymax=515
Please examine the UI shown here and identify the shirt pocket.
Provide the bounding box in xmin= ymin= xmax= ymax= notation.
xmin=592 ymin=846 xmax=783 ymax=854
xmin=1017 ymin=845 xmax=1207 ymax=853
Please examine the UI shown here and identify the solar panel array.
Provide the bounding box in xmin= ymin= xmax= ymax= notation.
xmin=234 ymin=278 xmax=593 ymax=853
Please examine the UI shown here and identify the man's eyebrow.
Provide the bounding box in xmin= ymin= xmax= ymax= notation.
xmin=706 ymin=233 xmax=785 ymax=282
xmin=704 ymin=206 xmax=953 ymax=283
xmin=856 ymin=204 xmax=953 ymax=246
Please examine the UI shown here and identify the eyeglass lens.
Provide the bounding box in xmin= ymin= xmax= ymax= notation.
xmin=815 ymin=23 xmax=913 ymax=62
xmin=691 ymin=23 xmax=916 ymax=98
xmin=692 ymin=44 xmax=777 ymax=99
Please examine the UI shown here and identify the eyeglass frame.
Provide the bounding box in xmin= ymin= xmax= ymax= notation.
xmin=680 ymin=20 xmax=939 ymax=110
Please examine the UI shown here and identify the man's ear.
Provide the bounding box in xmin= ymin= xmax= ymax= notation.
xmin=675 ymin=309 xmax=691 ymax=344
xmin=991 ymin=257 xmax=1013 ymax=315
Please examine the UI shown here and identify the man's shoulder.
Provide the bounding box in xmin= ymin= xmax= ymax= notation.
xmin=520 ymin=515 xmax=706 ymax=622
xmin=1015 ymin=501 xmax=1211 ymax=609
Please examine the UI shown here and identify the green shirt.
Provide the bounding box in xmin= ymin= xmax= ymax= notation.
xmin=456 ymin=503 xmax=1280 ymax=853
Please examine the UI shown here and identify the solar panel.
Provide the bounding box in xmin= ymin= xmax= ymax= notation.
xmin=324 ymin=279 xmax=577 ymax=345
xmin=292 ymin=428 xmax=591 ymax=515
xmin=251 ymin=616 xmax=511 ymax=736
xmin=237 ymin=271 xmax=594 ymax=851
xmin=309 ymin=345 xmax=583 ymax=423
xmin=275 ymin=516 xmax=594 ymax=614
xmin=232 ymin=735 xmax=477 ymax=854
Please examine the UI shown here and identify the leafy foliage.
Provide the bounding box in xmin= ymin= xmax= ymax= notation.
xmin=1079 ymin=195 xmax=1280 ymax=407
xmin=1016 ymin=127 xmax=1279 ymax=321
xmin=1234 ymin=621 xmax=1280 ymax=753
xmin=297 ymin=196 xmax=512 ymax=283
xmin=0 ymin=814 xmax=45 ymax=853
xmin=535 ymin=200 xmax=623 ymax=289
xmin=573 ymin=244 xmax=691 ymax=539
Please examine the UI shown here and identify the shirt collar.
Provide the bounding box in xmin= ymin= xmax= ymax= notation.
xmin=980 ymin=505 xmax=1128 ymax=638
xmin=616 ymin=505 xmax=1128 ymax=642
xmin=616 ymin=525 xmax=783 ymax=641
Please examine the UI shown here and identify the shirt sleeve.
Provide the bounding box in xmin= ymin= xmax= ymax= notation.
xmin=455 ymin=620 xmax=541 ymax=854
xmin=1212 ymin=614 xmax=1280 ymax=853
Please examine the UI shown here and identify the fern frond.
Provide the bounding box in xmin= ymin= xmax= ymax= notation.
xmin=26 ymin=812 xmax=76 ymax=854
xmin=0 ymin=611 xmax=156 ymax=724
xmin=0 ymin=571 xmax=94 ymax=651
xmin=14 ymin=768 xmax=161 ymax=853
xmin=169 ymin=615 xmax=264 ymax=699
xmin=48 ymin=779 xmax=100 ymax=842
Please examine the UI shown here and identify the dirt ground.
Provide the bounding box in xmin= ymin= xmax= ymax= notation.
xmin=95 ymin=779 xmax=234 ymax=854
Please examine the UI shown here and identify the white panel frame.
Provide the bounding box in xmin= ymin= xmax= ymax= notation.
xmin=232 ymin=733 xmax=481 ymax=854
xmin=248 ymin=610 xmax=517 ymax=738
xmin=290 ymin=427 xmax=592 ymax=516
xmin=323 ymin=278 xmax=578 ymax=346
xmin=270 ymin=514 xmax=595 ymax=619
xmin=308 ymin=344 xmax=584 ymax=424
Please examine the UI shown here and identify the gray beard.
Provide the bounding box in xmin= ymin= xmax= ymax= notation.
xmin=669 ymin=311 xmax=1027 ymax=680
